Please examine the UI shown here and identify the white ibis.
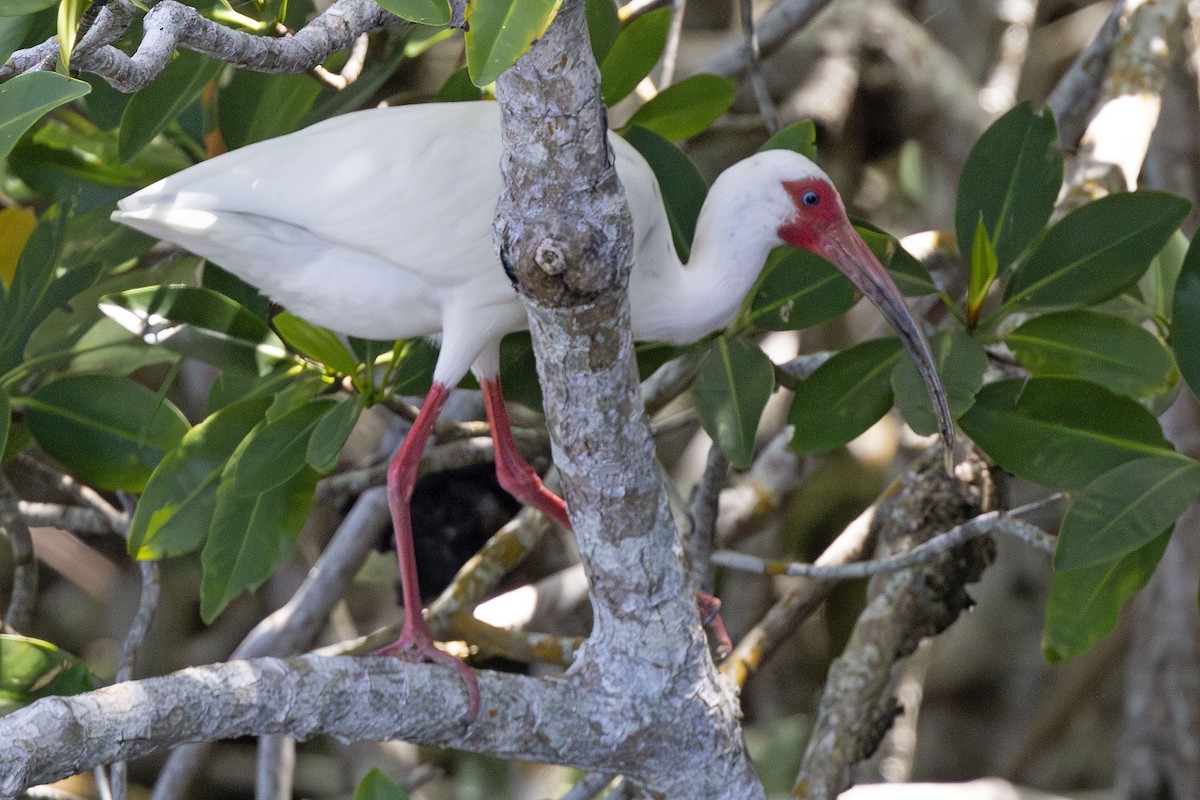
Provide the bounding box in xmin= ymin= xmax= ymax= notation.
xmin=113 ymin=101 xmax=953 ymax=721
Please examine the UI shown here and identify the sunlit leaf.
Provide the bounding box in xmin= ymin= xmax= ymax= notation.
xmin=790 ymin=338 xmax=902 ymax=453
xmin=129 ymin=396 xmax=273 ymax=560
xmin=354 ymin=768 xmax=410 ymax=800
xmin=1006 ymin=310 xmax=1176 ymax=399
xmin=694 ymin=336 xmax=775 ymax=469
xmin=57 ymin=0 xmax=91 ymax=73
xmin=599 ymin=7 xmax=671 ymax=106
xmin=959 ymin=378 xmax=1174 ymax=490
xmin=891 ymin=322 xmax=986 ymax=436
xmin=1055 ymin=455 xmax=1200 ymax=571
xmin=0 ymin=207 xmax=36 ymax=292
xmin=226 ymin=399 xmax=335 ymax=495
xmin=24 ymin=375 xmax=189 ymax=492
xmin=956 ymin=102 xmax=1061 ymax=270
xmin=0 ymin=634 xmax=97 ymax=716
xmin=272 ymin=310 xmax=359 ymax=375
xmin=1003 ymin=192 xmax=1191 ymax=311
xmin=464 ymin=0 xmax=562 ymax=86
xmin=1138 ymin=229 xmax=1188 ymax=322
xmin=967 ymin=215 xmax=997 ymax=328
xmin=623 ymin=74 xmax=736 ymax=141
xmin=1043 ymin=528 xmax=1170 ymax=663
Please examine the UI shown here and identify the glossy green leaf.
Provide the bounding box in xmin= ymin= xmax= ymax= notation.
xmin=967 ymin=215 xmax=997 ymax=327
xmin=959 ymin=378 xmax=1174 ymax=490
xmin=307 ymin=396 xmax=361 ymax=472
xmin=622 ymin=125 xmax=706 ymax=259
xmin=1006 ymin=310 xmax=1176 ymax=398
xmin=24 ymin=375 xmax=189 ymax=492
xmin=219 ymin=70 xmax=322 ymax=150
xmin=200 ymin=463 xmax=318 ymax=622
xmin=375 ymin=0 xmax=451 ymax=25
xmin=956 ymin=102 xmax=1061 ymax=270
xmin=1043 ymin=527 xmax=1170 ymax=663
xmin=272 ymin=310 xmax=360 ymax=375
xmin=746 ymin=247 xmax=855 ymax=331
xmin=464 ymin=0 xmax=562 ymax=86
xmin=119 ymin=51 xmax=223 ymax=163
xmin=99 ymin=285 xmax=293 ymax=375
xmin=585 ymin=0 xmax=621 ymax=63
xmin=790 ymin=338 xmax=903 ymax=453
xmin=854 ymin=221 xmax=938 ymax=297
xmin=1056 ymin=455 xmax=1199 ymax=571
xmin=694 ymin=336 xmax=775 ymax=469
xmin=0 ymin=0 xmax=59 ymax=14
xmin=354 ymin=768 xmax=410 ymax=800
xmin=226 ymin=399 xmax=335 ymax=495
xmin=1172 ymin=232 xmax=1200 ymax=402
xmin=759 ymin=119 xmax=817 ymax=159
xmin=891 ymin=322 xmax=986 ymax=436
xmin=0 ymin=634 xmax=97 ymax=716
xmin=624 ymin=74 xmax=736 ymax=141
xmin=599 ymin=7 xmax=671 ymax=106
xmin=129 ymin=396 xmax=273 ymax=560
xmin=1138 ymin=229 xmax=1188 ymax=321
xmin=1003 ymin=192 xmax=1191 ymax=311
xmin=0 ymin=17 xmax=33 ymax=68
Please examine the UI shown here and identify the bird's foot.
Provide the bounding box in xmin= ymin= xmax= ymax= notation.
xmin=696 ymin=591 xmax=732 ymax=661
xmin=376 ymin=628 xmax=481 ymax=723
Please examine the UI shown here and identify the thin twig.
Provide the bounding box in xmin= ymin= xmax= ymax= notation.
xmin=0 ymin=474 xmax=37 ymax=632
xmin=738 ymin=0 xmax=780 ymax=134
xmin=658 ymin=0 xmax=686 ymax=87
xmin=17 ymin=502 xmax=117 ymax=535
xmin=255 ymin=734 xmax=295 ymax=800
xmin=311 ymin=32 xmax=369 ymax=90
xmin=700 ymin=0 xmax=835 ymax=80
xmin=17 ymin=455 xmax=127 ymax=532
xmin=688 ymin=446 xmax=728 ymax=594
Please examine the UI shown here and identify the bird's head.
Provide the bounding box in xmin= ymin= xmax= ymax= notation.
xmin=737 ymin=150 xmax=956 ymax=466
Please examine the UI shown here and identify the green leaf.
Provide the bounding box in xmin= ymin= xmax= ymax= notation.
xmin=226 ymin=399 xmax=335 ymax=495
xmin=57 ymin=0 xmax=91 ymax=74
xmin=967 ymin=215 xmax=997 ymax=327
xmin=759 ymin=120 xmax=817 ymax=159
xmin=0 ymin=205 xmax=68 ymax=375
xmin=585 ymin=0 xmax=621 ymax=63
xmin=959 ymin=378 xmax=1174 ymax=490
xmin=390 ymin=338 xmax=438 ymax=398
xmin=599 ymin=7 xmax=671 ymax=106
xmin=694 ymin=336 xmax=775 ymax=469
xmin=0 ymin=17 xmax=34 ymax=68
xmin=1172 ymin=232 xmax=1200 ymax=402
xmin=891 ymin=322 xmax=986 ymax=436
xmin=0 ymin=634 xmax=97 ymax=716
xmin=375 ymin=0 xmax=451 ymax=25
xmin=622 ymin=125 xmax=706 ymax=259
xmin=129 ymin=396 xmax=273 ymax=560
xmin=853 ymin=221 xmax=938 ymax=297
xmin=200 ymin=463 xmax=318 ymax=622
xmin=1055 ymin=455 xmax=1200 ymax=571
xmin=0 ymin=391 xmax=9 ymax=461
xmin=498 ymin=331 xmax=543 ymax=412
xmin=1002 ymin=192 xmax=1191 ymax=312
xmin=623 ymin=74 xmax=736 ymax=141
xmin=464 ymin=0 xmax=563 ymax=87
xmin=24 ymin=375 xmax=189 ymax=492
xmin=307 ymin=396 xmax=361 ymax=472
xmin=0 ymin=74 xmax=85 ymax=167
xmin=272 ymin=310 xmax=360 ymax=375
xmin=745 ymin=247 xmax=855 ymax=331
xmin=437 ymin=67 xmax=486 ymax=103
xmin=0 ymin=0 xmax=60 ymax=15
xmin=99 ymin=285 xmax=293 ymax=376
xmin=789 ymin=338 xmax=903 ymax=453
xmin=1006 ymin=310 xmax=1176 ymax=399
xmin=218 ymin=70 xmax=322 ymax=150
xmin=955 ymin=102 xmax=1061 ymax=270
xmin=1139 ymin=229 xmax=1188 ymax=322
xmin=354 ymin=768 xmax=410 ymax=800
xmin=1043 ymin=527 xmax=1171 ymax=663
xmin=119 ymin=51 xmax=223 ymax=163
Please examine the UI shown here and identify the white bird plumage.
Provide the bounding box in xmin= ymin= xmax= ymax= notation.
xmin=113 ymin=101 xmax=952 ymax=721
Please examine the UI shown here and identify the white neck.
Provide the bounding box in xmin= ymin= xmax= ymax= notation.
xmin=629 ymin=165 xmax=791 ymax=345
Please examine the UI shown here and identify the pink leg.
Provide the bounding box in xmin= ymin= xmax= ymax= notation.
xmin=480 ymin=378 xmax=570 ymax=528
xmin=376 ymin=381 xmax=480 ymax=722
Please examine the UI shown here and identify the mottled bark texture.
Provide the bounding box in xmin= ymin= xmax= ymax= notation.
xmin=795 ymin=449 xmax=995 ymax=799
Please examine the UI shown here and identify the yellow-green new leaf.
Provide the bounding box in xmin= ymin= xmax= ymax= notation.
xmin=465 ymin=0 xmax=562 ymax=86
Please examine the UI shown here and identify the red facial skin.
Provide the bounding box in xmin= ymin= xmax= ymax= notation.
xmin=777 ymin=178 xmax=845 ymax=252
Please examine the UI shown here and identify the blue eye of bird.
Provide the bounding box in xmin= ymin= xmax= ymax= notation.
xmin=802 ymin=190 xmax=819 ymax=207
